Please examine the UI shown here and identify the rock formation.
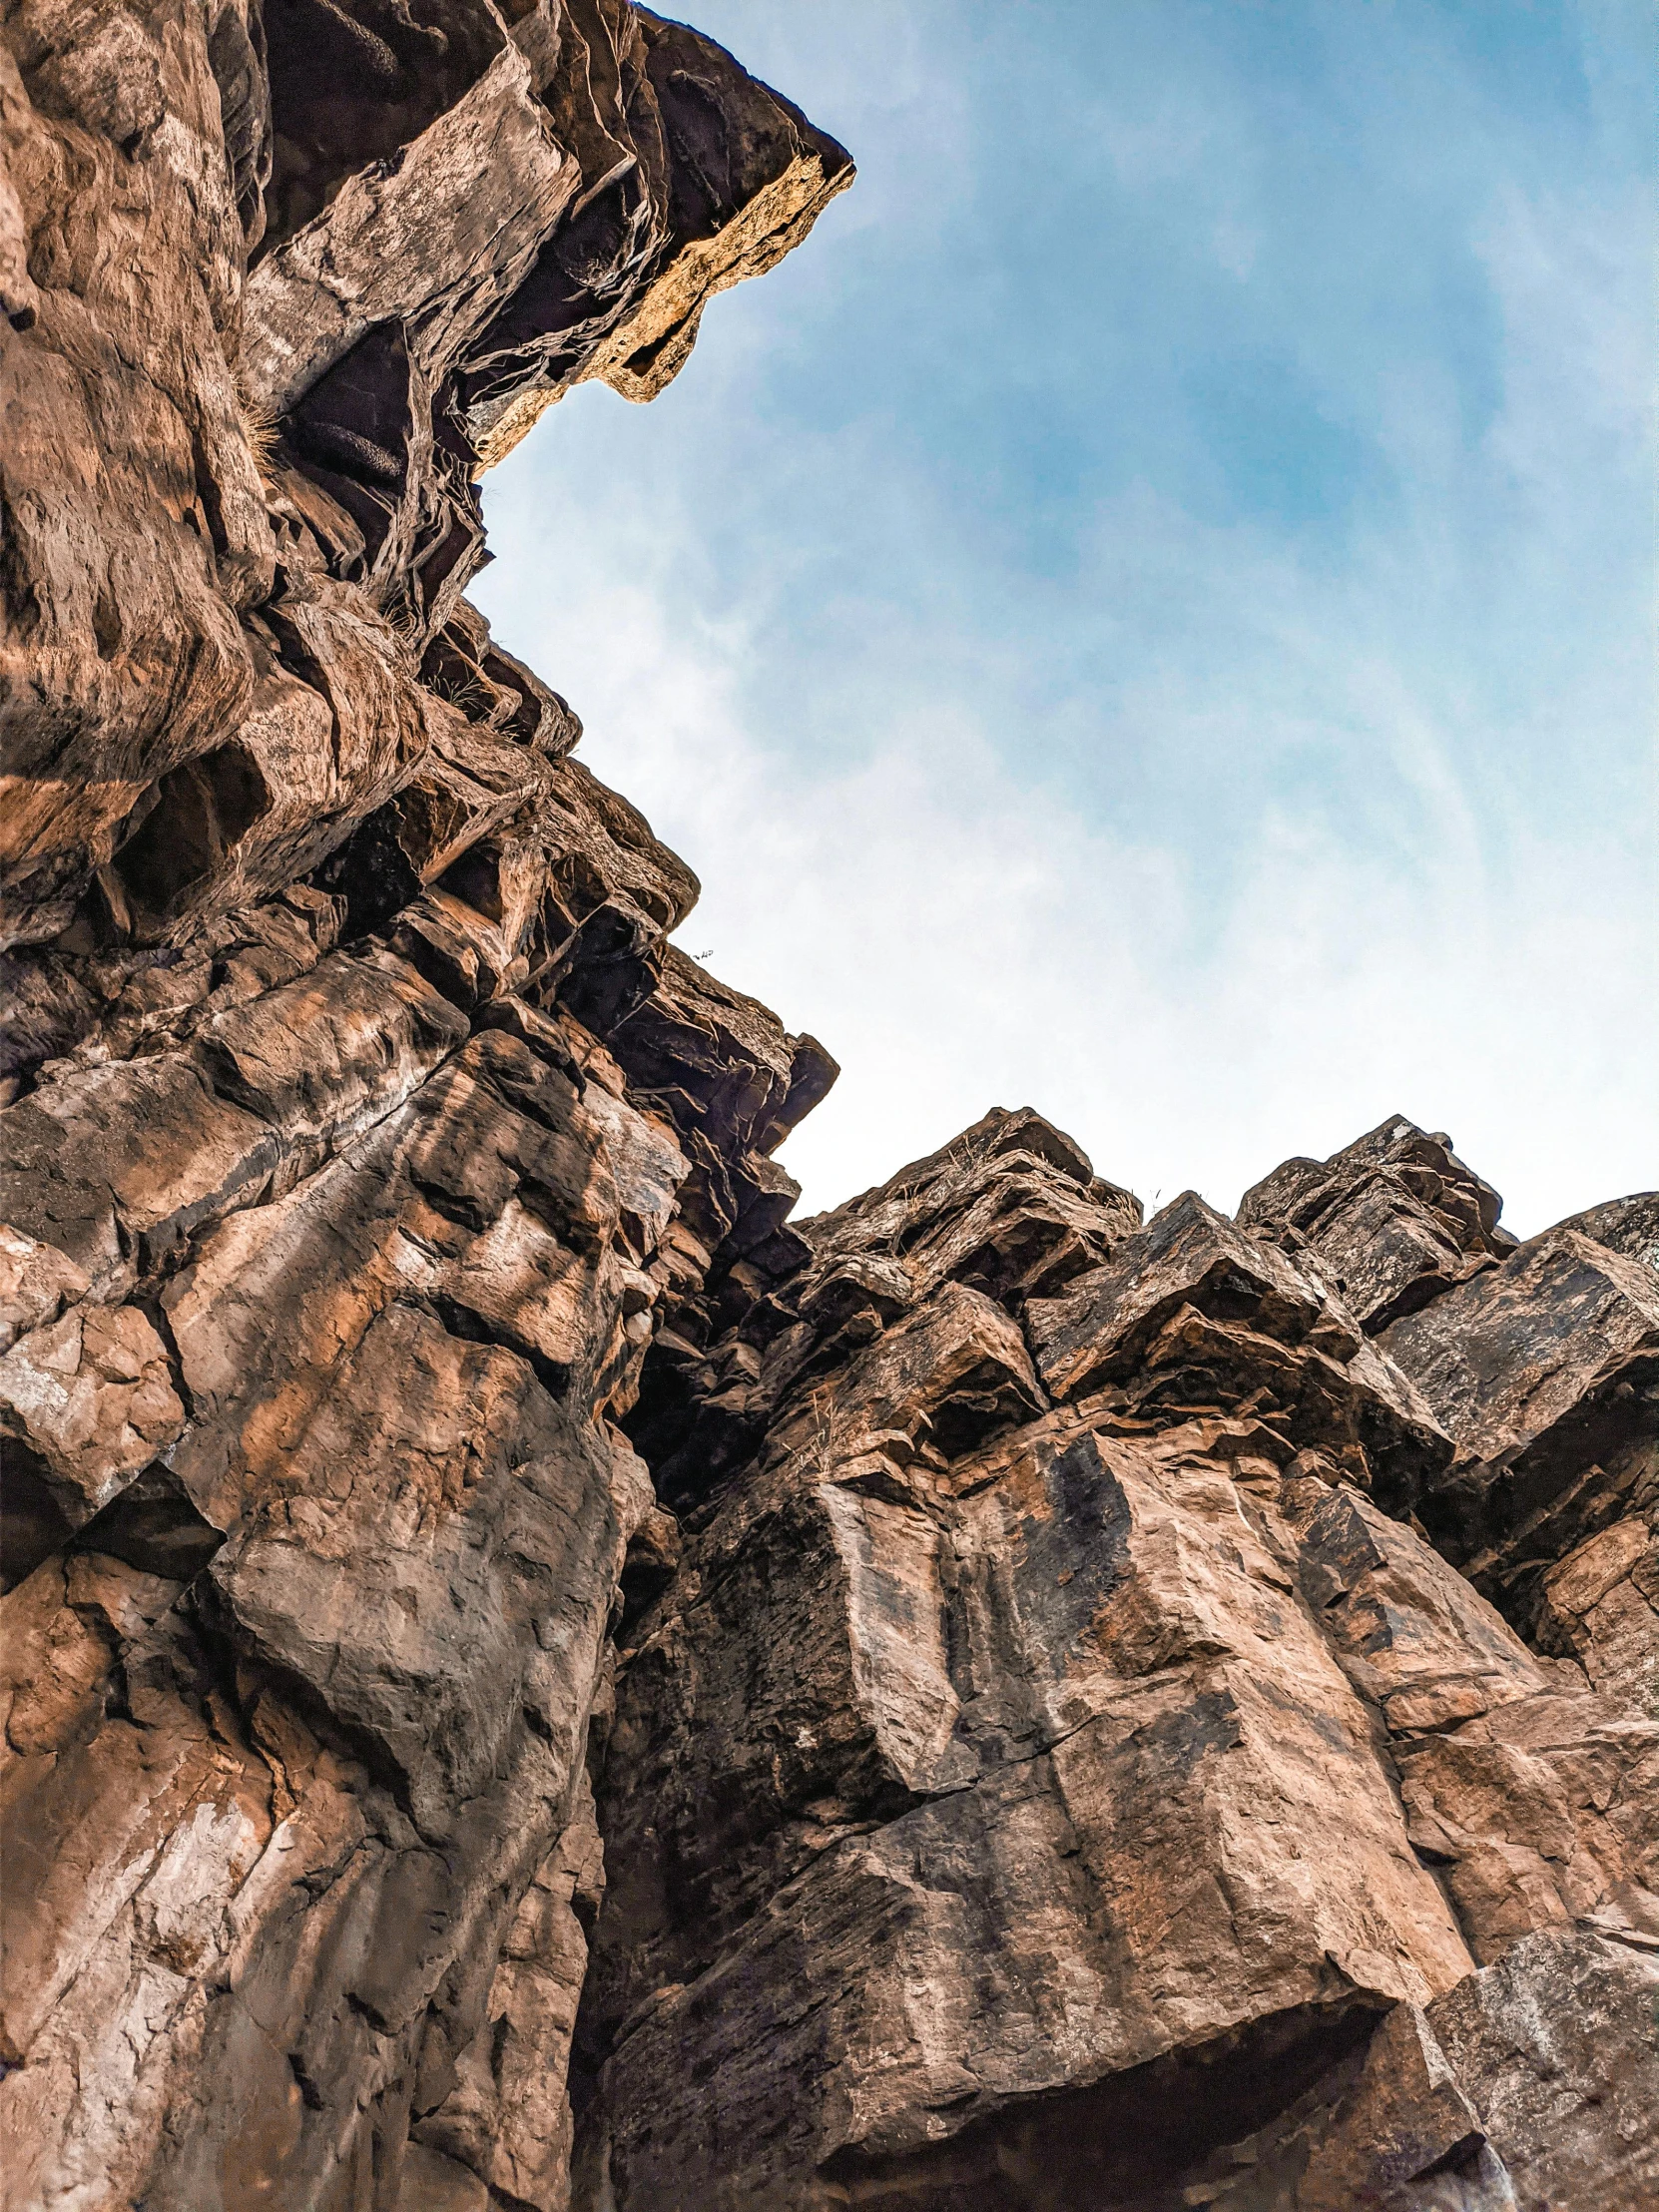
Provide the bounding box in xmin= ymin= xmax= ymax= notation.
xmin=0 ymin=8 xmax=1654 ymax=2210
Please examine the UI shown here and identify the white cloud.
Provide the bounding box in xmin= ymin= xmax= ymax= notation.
xmin=474 ymin=2 xmax=1656 ymax=1237
xmin=480 ymin=463 xmax=1654 ymax=1235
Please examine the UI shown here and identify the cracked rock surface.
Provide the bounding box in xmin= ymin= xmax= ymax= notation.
xmin=1 ymin=9 xmax=1655 ymax=2210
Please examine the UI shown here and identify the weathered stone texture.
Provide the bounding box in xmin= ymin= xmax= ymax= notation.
xmin=3 ymin=5 xmax=844 ymax=2204
xmin=0 ymin=0 xmax=850 ymax=957
xmin=3 ymin=8 xmax=1655 ymax=2210
xmin=1237 ymin=1115 xmax=1512 ymax=1331
xmin=573 ymin=1113 xmax=1658 ymax=2208
xmin=1380 ymin=1218 xmax=1659 ymax=1722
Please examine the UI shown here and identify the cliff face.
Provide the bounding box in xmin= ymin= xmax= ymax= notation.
xmin=0 ymin=10 xmax=1654 ymax=2212
xmin=582 ymin=1114 xmax=1659 ymax=2208
xmin=1 ymin=8 xmax=846 ymax=2205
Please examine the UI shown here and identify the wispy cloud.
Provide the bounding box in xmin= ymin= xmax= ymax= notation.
xmin=477 ymin=0 xmax=1655 ymax=1234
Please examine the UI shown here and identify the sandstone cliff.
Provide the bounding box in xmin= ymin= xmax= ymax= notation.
xmin=1 ymin=8 xmax=1654 ymax=2211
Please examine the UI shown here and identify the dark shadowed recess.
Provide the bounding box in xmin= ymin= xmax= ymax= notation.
xmin=1 ymin=1455 xmax=223 ymax=1594
xmin=823 ymin=2000 xmax=1383 ymax=2210
xmin=260 ymin=0 xmax=504 ymax=253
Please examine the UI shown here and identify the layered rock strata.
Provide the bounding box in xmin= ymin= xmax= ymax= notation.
xmin=2 ymin=9 xmax=1656 ymax=2212
xmin=2 ymin=5 xmax=846 ymax=2205
xmin=578 ymin=1113 xmax=1658 ymax=2209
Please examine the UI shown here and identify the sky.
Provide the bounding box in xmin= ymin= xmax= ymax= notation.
xmin=476 ymin=0 xmax=1656 ymax=1236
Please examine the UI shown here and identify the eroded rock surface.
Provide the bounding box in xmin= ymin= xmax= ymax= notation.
xmin=2 ymin=8 xmax=1654 ymax=2210
xmin=575 ymin=1114 xmax=1658 ymax=2208
xmin=3 ymin=5 xmax=844 ymax=2204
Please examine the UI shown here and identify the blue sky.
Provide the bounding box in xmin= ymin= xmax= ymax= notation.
xmin=477 ymin=0 xmax=1655 ymax=1234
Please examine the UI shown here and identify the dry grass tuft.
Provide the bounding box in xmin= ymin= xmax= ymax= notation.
xmin=234 ymin=366 xmax=279 ymax=493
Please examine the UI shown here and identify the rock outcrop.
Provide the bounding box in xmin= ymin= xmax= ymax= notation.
xmin=576 ymin=1112 xmax=1658 ymax=2209
xmin=1 ymin=9 xmax=1655 ymax=2211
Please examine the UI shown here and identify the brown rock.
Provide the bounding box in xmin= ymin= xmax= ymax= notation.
xmin=1381 ymin=1230 xmax=1659 ymax=1661
xmin=1027 ymin=1188 xmax=1452 ymax=1502
xmin=2 ymin=1052 xmax=280 ymax=1296
xmin=1238 ymin=1114 xmax=1510 ymax=1333
xmin=5 ymin=7 xmax=1654 ymax=2208
xmin=1382 ymin=1233 xmax=1659 ymax=1485
xmin=1093 ymin=1929 xmax=1659 ymax=2211
xmin=0 ymin=1303 xmax=185 ymax=1527
xmin=1534 ymin=1507 xmax=1659 ymax=1711
xmin=462 ymin=6 xmax=855 ymax=463
xmin=412 ymin=1771 xmax=607 ymax=2210
xmin=563 ymin=1106 xmax=1656 ymax=2206
xmin=1143 ymin=1998 xmax=1502 ymax=2212
xmin=1549 ymin=1188 xmax=1659 ymax=1275
xmin=1426 ymin=1929 xmax=1659 ymax=2210
xmin=241 ymin=35 xmax=579 ymax=418
xmin=0 ymin=0 xmax=847 ymax=949
xmin=1283 ymin=1476 xmax=1552 ymax=1730
xmin=1 ymin=5 xmax=851 ymax=2203
xmin=0 ymin=1223 xmax=88 ymax=1351
xmin=577 ymin=1401 xmax=1476 ymax=2204
xmin=809 ymin=1103 xmax=1144 ymax=1309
